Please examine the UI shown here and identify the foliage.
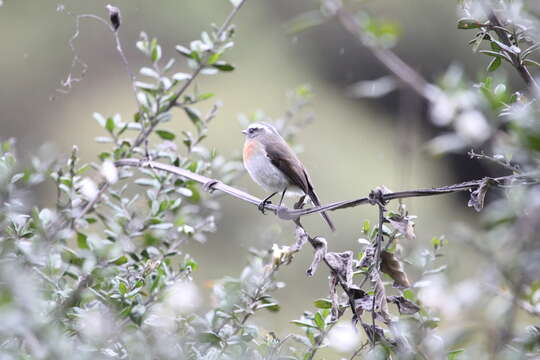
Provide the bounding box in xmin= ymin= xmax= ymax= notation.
xmin=1 ymin=1 xmax=540 ymax=359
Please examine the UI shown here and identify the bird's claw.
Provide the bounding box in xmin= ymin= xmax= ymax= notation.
xmin=258 ymin=199 xmax=271 ymax=214
xmin=203 ymin=180 xmax=219 ymax=193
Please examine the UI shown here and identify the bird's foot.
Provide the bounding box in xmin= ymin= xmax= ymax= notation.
xmin=258 ymin=199 xmax=272 ymax=214
xmin=203 ymin=180 xmax=219 ymax=193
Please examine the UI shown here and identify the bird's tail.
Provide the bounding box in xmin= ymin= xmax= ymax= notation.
xmin=307 ymin=189 xmax=336 ymax=232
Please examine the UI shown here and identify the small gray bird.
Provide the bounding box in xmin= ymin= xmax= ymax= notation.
xmin=242 ymin=122 xmax=335 ymax=231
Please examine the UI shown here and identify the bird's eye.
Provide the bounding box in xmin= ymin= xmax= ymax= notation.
xmin=248 ymin=128 xmax=255 ymax=134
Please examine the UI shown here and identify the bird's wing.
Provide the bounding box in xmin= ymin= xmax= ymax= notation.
xmin=263 ymin=139 xmax=309 ymax=192
xmin=263 ymin=137 xmax=336 ymax=231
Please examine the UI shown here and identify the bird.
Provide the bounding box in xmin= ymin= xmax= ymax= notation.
xmin=242 ymin=122 xmax=335 ymax=231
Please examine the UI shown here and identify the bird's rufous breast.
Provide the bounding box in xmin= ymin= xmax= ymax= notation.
xmin=243 ymin=139 xmax=262 ymax=161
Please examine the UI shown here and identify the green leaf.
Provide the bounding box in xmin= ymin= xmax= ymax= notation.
xmin=150 ymin=39 xmax=161 ymax=62
xmin=156 ymin=130 xmax=175 ymax=140
xmin=290 ymin=320 xmax=317 ymax=329
xmin=362 ymin=220 xmax=370 ymax=234
xmin=313 ymin=298 xmax=333 ymax=309
xmin=212 ymin=61 xmax=235 ymax=72
xmin=76 ymin=232 xmax=89 ymax=249
xmin=119 ymin=281 xmax=128 ymax=295
xmin=198 ymin=331 xmax=222 ymax=345
xmin=93 ymin=112 xmax=106 ymax=127
xmin=487 ymin=56 xmax=501 ymax=72
xmin=105 ymin=117 xmax=115 ymax=133
xmin=457 ymin=18 xmax=482 ymax=29
xmin=186 ymin=260 xmax=198 ymax=271
xmin=314 ymin=311 xmax=325 ymax=330
xmin=184 ymin=107 xmax=201 ymax=123
xmin=113 ymin=256 xmax=128 ymax=265
xmin=207 ymin=52 xmax=221 ymax=65
xmin=256 ymin=302 xmax=281 ymax=312
xmin=172 ymin=72 xmax=191 ymax=81
xmin=198 ymin=93 xmax=214 ymax=101
xmin=447 ymin=349 xmax=465 ymax=360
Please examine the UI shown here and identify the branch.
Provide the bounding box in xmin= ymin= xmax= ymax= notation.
xmin=487 ymin=10 xmax=540 ymax=92
xmin=114 ymin=158 xmax=539 ymax=221
xmin=132 ymin=0 xmax=248 ymax=148
xmin=329 ymin=0 xmax=438 ymax=103
xmin=72 ymin=1 xmax=249 ymax=224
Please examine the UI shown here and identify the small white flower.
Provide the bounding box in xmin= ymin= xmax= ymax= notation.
xmin=164 ymin=281 xmax=200 ymax=314
xmin=229 ymin=0 xmax=242 ymax=8
xmin=429 ymin=94 xmax=456 ymax=126
xmin=327 ymin=322 xmax=360 ymax=353
xmin=455 ymin=110 xmax=491 ymax=143
xmin=78 ymin=309 xmax=112 ymax=341
xmin=80 ymin=178 xmax=98 ymax=201
xmin=101 ymin=160 xmax=118 ymax=184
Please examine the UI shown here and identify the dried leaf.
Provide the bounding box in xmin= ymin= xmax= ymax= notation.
xmin=468 ymin=178 xmax=490 ymax=211
xmin=350 ymin=288 xmax=373 ymax=314
xmin=291 ymin=225 xmax=309 ymax=253
xmin=106 ymin=4 xmax=121 ymax=31
xmin=361 ymin=322 xmax=386 ymax=343
xmin=371 ymin=271 xmax=391 ymax=323
xmin=358 ymin=246 xmax=375 ymax=268
xmin=307 ymin=236 xmax=327 ymax=276
xmin=380 ymin=250 xmax=410 ymax=288
xmin=387 ymin=296 xmax=420 ymax=315
xmin=329 ymin=273 xmax=339 ymax=321
xmin=324 ymin=251 xmax=354 ymax=287
xmin=388 ymin=214 xmax=416 ymax=240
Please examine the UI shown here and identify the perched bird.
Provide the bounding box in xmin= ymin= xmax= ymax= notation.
xmin=242 ymin=122 xmax=335 ymax=231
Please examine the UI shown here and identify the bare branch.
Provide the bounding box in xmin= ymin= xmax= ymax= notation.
xmin=329 ymin=0 xmax=438 ymax=103
xmin=114 ymin=158 xmax=539 ymax=221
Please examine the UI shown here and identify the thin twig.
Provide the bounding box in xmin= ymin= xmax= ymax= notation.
xmin=468 ymin=150 xmax=520 ymax=173
xmin=350 ymin=341 xmax=370 ymax=360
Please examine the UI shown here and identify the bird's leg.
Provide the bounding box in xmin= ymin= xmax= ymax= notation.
xmin=258 ymin=192 xmax=277 ymax=214
xmin=278 ymin=187 xmax=287 ymax=207
xmin=294 ymin=195 xmax=307 ymax=210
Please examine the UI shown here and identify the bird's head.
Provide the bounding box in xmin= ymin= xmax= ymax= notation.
xmin=241 ymin=122 xmax=280 ymax=139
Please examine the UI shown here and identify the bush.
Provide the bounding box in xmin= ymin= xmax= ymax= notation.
xmin=1 ymin=1 xmax=539 ymax=359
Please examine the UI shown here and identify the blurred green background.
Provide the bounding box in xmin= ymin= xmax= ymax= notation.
xmin=0 ymin=0 xmax=491 ymax=347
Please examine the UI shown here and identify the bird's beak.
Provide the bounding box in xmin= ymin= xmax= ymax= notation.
xmin=241 ymin=129 xmax=248 ymax=135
